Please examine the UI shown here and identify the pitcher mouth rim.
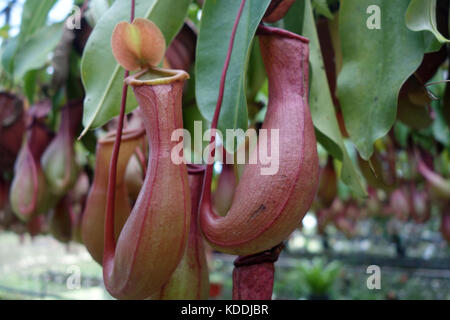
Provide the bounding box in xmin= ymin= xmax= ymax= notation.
xmin=124 ymin=67 xmax=189 ymax=87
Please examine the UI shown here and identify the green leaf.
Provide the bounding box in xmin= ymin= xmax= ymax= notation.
xmin=337 ymin=0 xmax=425 ymax=159
xmin=432 ymin=100 xmax=450 ymax=147
xmin=13 ymin=23 xmax=64 ymax=81
xmin=23 ymin=70 xmax=38 ymax=104
xmin=312 ymin=0 xmax=333 ymax=19
xmin=0 ymin=24 xmax=10 ymax=39
xmin=85 ymin=0 xmax=111 ymax=26
xmin=424 ymin=32 xmax=443 ymax=53
xmin=246 ymin=40 xmax=266 ymax=103
xmin=1 ymin=36 xmax=19 ymax=75
xmin=80 ymin=0 xmax=191 ymax=136
xmin=284 ymin=0 xmax=366 ymax=197
xmin=18 ymin=0 xmax=57 ymax=44
xmin=183 ymin=104 xmax=210 ymax=164
xmin=394 ymin=121 xmax=410 ymax=148
xmin=406 ymin=0 xmax=450 ymax=43
xmin=67 ymin=50 xmax=84 ymax=100
xmin=1 ymin=0 xmax=57 ymax=78
xmin=195 ymin=0 xmax=271 ymax=151
xmin=181 ymin=66 xmax=210 ymax=163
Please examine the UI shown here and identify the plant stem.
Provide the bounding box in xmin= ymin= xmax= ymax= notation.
xmin=232 ymin=244 xmax=284 ymax=300
xmin=103 ymin=0 xmax=135 ymax=257
xmin=202 ymin=0 xmax=246 ymax=201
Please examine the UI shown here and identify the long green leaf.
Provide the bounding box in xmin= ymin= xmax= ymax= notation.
xmin=1 ymin=0 xmax=57 ymax=76
xmin=406 ymin=0 xmax=450 ymax=43
xmin=195 ymin=0 xmax=271 ymax=151
xmin=338 ymin=0 xmax=425 ymax=159
xmin=80 ymin=0 xmax=191 ymax=136
xmin=14 ymin=23 xmax=64 ymax=81
xmin=246 ymin=40 xmax=266 ymax=103
xmin=18 ymin=0 xmax=57 ymax=44
xmin=1 ymin=36 xmax=19 ymax=76
xmin=284 ymin=0 xmax=366 ymax=197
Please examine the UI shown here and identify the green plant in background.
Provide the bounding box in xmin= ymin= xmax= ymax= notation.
xmin=297 ymin=258 xmax=341 ymax=299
